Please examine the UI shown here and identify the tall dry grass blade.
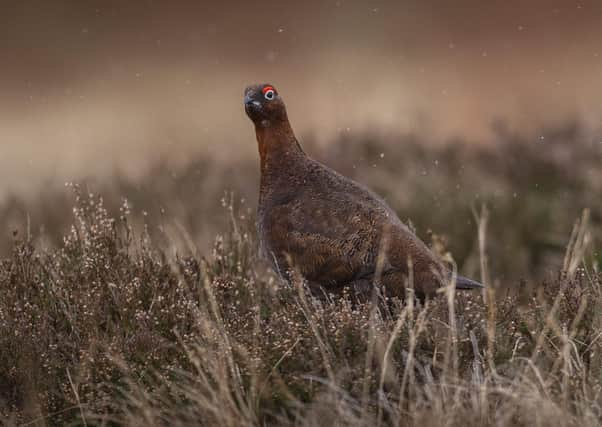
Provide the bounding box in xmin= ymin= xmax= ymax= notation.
xmin=199 ymin=262 xmax=258 ymax=425
xmin=66 ymin=368 xmax=87 ymax=427
xmin=397 ymin=260 xmax=416 ymax=417
xmin=292 ymin=270 xmax=336 ymax=383
xmin=442 ymin=261 xmax=459 ymax=381
xmin=473 ymin=204 xmax=496 ymax=370
xmin=361 ymin=225 xmax=391 ymax=422
xmin=376 ymin=305 xmax=408 ymax=427
xmin=563 ymin=209 xmax=591 ymax=278
xmin=473 ymin=204 xmax=491 ymax=293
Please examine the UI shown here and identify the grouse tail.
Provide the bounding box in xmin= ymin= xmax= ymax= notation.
xmin=455 ymin=275 xmax=484 ymax=290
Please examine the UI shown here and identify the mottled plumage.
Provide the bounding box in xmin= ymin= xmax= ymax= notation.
xmin=244 ymin=83 xmax=483 ymax=300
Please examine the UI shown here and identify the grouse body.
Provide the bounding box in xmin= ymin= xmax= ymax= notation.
xmin=244 ymin=83 xmax=483 ymax=300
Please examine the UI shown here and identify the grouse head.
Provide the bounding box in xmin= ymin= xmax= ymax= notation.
xmin=244 ymin=83 xmax=287 ymax=127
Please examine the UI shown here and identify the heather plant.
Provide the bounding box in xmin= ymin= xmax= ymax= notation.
xmin=0 ymin=123 xmax=601 ymax=425
xmin=0 ymin=184 xmax=601 ymax=426
xmin=2 ymin=122 xmax=600 ymax=281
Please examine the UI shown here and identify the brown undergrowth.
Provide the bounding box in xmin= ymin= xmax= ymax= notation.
xmin=0 ymin=187 xmax=600 ymax=426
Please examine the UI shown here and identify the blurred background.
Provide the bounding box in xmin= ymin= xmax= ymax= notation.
xmin=1 ymin=0 xmax=601 ymax=283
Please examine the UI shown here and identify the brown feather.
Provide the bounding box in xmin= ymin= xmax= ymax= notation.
xmin=244 ymin=83 xmax=483 ymax=300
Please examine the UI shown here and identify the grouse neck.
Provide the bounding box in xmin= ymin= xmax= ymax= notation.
xmin=255 ymin=119 xmax=304 ymax=175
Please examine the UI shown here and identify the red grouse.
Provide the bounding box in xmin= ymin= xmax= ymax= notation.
xmin=244 ymin=83 xmax=483 ymax=300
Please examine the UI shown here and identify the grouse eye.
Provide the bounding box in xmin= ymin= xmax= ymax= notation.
xmin=264 ymin=89 xmax=275 ymax=100
xmin=262 ymin=86 xmax=276 ymax=100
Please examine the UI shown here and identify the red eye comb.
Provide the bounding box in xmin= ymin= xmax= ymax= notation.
xmin=262 ymin=85 xmax=275 ymax=94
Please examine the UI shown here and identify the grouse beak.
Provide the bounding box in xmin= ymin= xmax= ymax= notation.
xmin=244 ymin=95 xmax=261 ymax=108
xmin=244 ymin=94 xmax=262 ymax=121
